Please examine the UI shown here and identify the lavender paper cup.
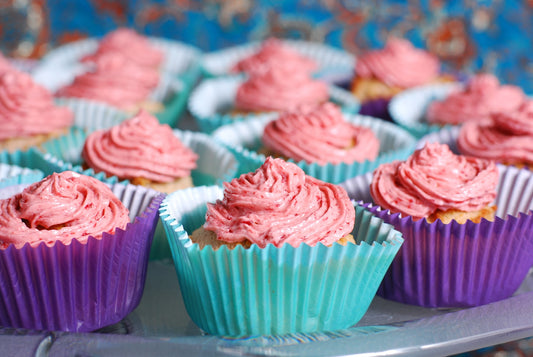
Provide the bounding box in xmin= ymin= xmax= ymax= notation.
xmin=340 ymin=165 xmax=533 ymax=308
xmin=0 ymin=180 xmax=164 ymax=332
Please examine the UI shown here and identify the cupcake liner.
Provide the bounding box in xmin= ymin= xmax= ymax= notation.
xmin=33 ymin=36 xmax=202 ymax=86
xmin=200 ymin=39 xmax=356 ymax=85
xmin=151 ymin=75 xmax=190 ymax=127
xmin=0 ymin=180 xmax=164 ymax=332
xmin=39 ymin=127 xmax=238 ymax=190
xmin=0 ymin=170 xmax=44 ymax=198
xmin=212 ymin=113 xmax=417 ymax=184
xmin=0 ymin=148 xmax=56 ymax=178
xmin=159 ymin=185 xmax=403 ymax=337
xmin=0 ymin=163 xmax=43 ymax=182
xmin=416 ymin=125 xmax=461 ymax=151
xmin=359 ymin=98 xmax=393 ymax=122
xmin=188 ymin=75 xmax=360 ymax=133
xmin=388 ymin=82 xmax=462 ymax=139
xmin=339 ymin=164 xmax=533 ymax=308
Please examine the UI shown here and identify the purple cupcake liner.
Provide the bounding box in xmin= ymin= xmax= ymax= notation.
xmin=0 ymin=183 xmax=164 ymax=332
xmin=359 ymin=98 xmax=393 ymax=122
xmin=340 ymin=165 xmax=533 ymax=308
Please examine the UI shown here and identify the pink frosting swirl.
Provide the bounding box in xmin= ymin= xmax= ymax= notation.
xmin=426 ymin=74 xmax=525 ymax=125
xmin=58 ymin=52 xmax=160 ymax=111
xmin=0 ymin=171 xmax=130 ymax=249
xmin=262 ymin=102 xmax=379 ymax=165
xmin=83 ymin=28 xmax=163 ymax=68
xmin=235 ymin=65 xmax=329 ymax=112
xmin=0 ymin=70 xmax=74 ymax=140
xmin=232 ymin=38 xmax=317 ymax=76
xmin=355 ymin=38 xmax=440 ymax=88
xmin=370 ymin=143 xmax=498 ymax=220
xmin=0 ymin=54 xmax=14 ymax=75
xmin=204 ymin=157 xmax=355 ymax=248
xmin=82 ymin=110 xmax=197 ymax=182
xmin=457 ymin=101 xmax=533 ymax=166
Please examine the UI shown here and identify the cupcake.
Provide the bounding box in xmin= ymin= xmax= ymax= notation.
xmin=457 ymin=100 xmax=533 ymax=168
xmin=426 ymin=73 xmax=526 ymax=126
xmin=0 ymin=70 xmax=74 ymax=153
xmin=189 ymin=74 xmax=359 ymax=133
xmin=201 ymin=37 xmax=355 ymax=85
xmin=352 ymin=38 xmax=447 ymax=120
xmin=212 ymin=109 xmax=416 ymax=184
xmin=160 ymin=157 xmax=404 ymax=336
xmin=0 ymin=170 xmax=163 ymax=331
xmin=340 ymin=142 xmax=533 ymax=308
xmin=81 ymin=110 xmax=198 ymax=193
xmin=260 ymin=102 xmax=379 ymax=165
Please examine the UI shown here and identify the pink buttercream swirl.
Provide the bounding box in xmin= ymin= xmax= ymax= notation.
xmin=82 ymin=110 xmax=197 ymax=182
xmin=0 ymin=171 xmax=130 ymax=249
xmin=58 ymin=52 xmax=160 ymax=111
xmin=232 ymin=38 xmax=317 ymax=76
xmin=370 ymin=143 xmax=498 ymax=220
xmin=426 ymin=74 xmax=525 ymax=125
xmin=355 ymin=38 xmax=440 ymax=88
xmin=457 ymin=100 xmax=533 ymax=166
xmin=0 ymin=70 xmax=74 ymax=140
xmin=235 ymin=65 xmax=329 ymax=112
xmin=262 ymin=102 xmax=379 ymax=165
xmin=204 ymin=157 xmax=355 ymax=248
xmin=82 ymin=28 xmax=164 ymax=68
xmin=0 ymin=54 xmax=14 ymax=75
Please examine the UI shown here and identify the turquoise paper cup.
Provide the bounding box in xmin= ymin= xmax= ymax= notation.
xmin=212 ymin=113 xmax=417 ymax=184
xmin=159 ymin=185 xmax=404 ymax=337
xmin=188 ymin=75 xmax=360 ymax=133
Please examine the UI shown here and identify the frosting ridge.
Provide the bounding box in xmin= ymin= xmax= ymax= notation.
xmin=204 ymin=157 xmax=355 ymax=248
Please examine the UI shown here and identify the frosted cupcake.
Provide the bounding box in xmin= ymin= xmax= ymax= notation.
xmin=160 ymin=157 xmax=403 ymax=336
xmin=340 ymin=142 xmax=533 ymax=308
xmin=456 ymin=100 xmax=533 ymax=168
xmin=353 ymin=38 xmax=445 ymax=120
xmin=0 ymin=171 xmax=163 ymax=331
xmin=212 ymin=106 xmax=416 ymax=184
xmin=0 ymin=70 xmax=74 ymax=152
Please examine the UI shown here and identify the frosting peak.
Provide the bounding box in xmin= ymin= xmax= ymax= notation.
xmin=235 ymin=65 xmax=329 ymax=112
xmin=370 ymin=143 xmax=498 ymax=219
xmin=204 ymin=157 xmax=355 ymax=248
xmin=82 ymin=110 xmax=197 ymax=182
xmin=232 ymin=38 xmax=317 ymax=76
xmin=426 ymin=73 xmax=525 ymax=125
xmin=355 ymin=38 xmax=440 ymax=88
xmin=262 ymin=102 xmax=379 ymax=165
xmin=0 ymin=70 xmax=74 ymax=140
xmin=0 ymin=171 xmax=130 ymax=249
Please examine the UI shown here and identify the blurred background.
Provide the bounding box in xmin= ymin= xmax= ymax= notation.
xmin=1 ymin=0 xmax=532 ymax=92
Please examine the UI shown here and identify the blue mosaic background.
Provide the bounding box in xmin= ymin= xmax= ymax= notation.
xmin=0 ymin=0 xmax=532 ymax=92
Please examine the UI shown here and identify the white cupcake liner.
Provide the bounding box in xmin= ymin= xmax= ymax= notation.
xmin=0 ymin=149 xmax=57 ymax=181
xmin=201 ymin=39 xmax=356 ymax=85
xmin=340 ymin=164 xmax=533 ymax=307
xmin=0 ymin=163 xmax=43 ymax=182
xmin=212 ymin=113 xmax=417 ymax=184
xmin=188 ymin=75 xmax=360 ymax=133
xmin=159 ymin=185 xmax=403 ymax=337
xmin=388 ymin=82 xmax=462 ymax=139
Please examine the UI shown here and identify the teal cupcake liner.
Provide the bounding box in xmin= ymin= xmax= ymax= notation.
xmin=0 ymin=169 xmax=44 ymax=197
xmin=388 ymin=82 xmax=461 ymax=139
xmin=212 ymin=113 xmax=417 ymax=184
xmin=159 ymin=185 xmax=404 ymax=337
xmin=0 ymin=148 xmax=56 ymax=178
xmin=200 ymin=39 xmax=355 ymax=85
xmin=0 ymin=163 xmax=44 ymax=182
xmin=188 ymin=75 xmax=360 ymax=133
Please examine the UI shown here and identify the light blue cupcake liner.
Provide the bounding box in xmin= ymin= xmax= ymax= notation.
xmin=212 ymin=113 xmax=417 ymax=184
xmin=200 ymin=39 xmax=355 ymax=85
xmin=159 ymin=185 xmax=404 ymax=337
xmin=188 ymin=75 xmax=360 ymax=133
xmin=388 ymin=82 xmax=462 ymax=139
xmin=0 ymin=148 xmax=56 ymax=178
xmin=0 ymin=169 xmax=44 ymax=197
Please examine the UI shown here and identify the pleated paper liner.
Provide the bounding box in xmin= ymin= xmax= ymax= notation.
xmin=0 ymin=171 xmax=44 ymax=199
xmin=388 ymin=82 xmax=461 ymax=139
xmin=339 ymin=164 xmax=533 ymax=308
xmin=188 ymin=75 xmax=361 ymax=133
xmin=0 ymin=148 xmax=56 ymax=178
xmin=0 ymin=163 xmax=43 ymax=183
xmin=0 ymin=180 xmax=164 ymax=332
xmin=211 ymin=113 xmax=417 ymax=184
xmin=159 ymin=185 xmax=404 ymax=337
xmin=33 ymin=36 xmax=202 ymax=88
xmin=359 ymin=98 xmax=394 ymax=122
xmin=200 ymin=39 xmax=355 ymax=85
